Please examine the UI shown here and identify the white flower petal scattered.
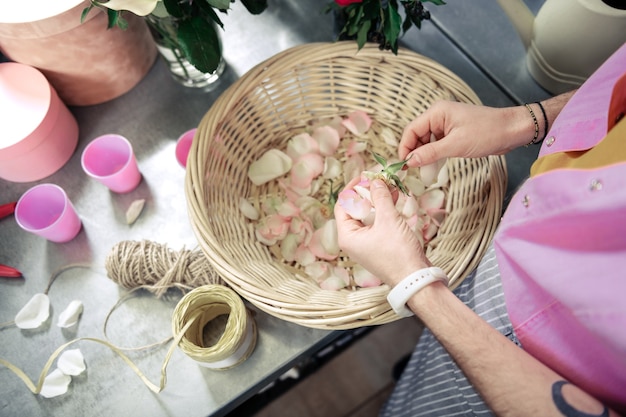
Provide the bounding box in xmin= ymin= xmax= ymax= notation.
xmin=39 ymin=368 xmax=71 ymax=398
xmin=15 ymin=293 xmax=50 ymax=329
xmin=57 ymin=349 xmax=86 ymax=376
xmin=57 ymin=300 xmax=84 ymax=328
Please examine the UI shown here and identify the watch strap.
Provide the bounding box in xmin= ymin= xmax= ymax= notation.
xmin=386 ymin=267 xmax=449 ymax=317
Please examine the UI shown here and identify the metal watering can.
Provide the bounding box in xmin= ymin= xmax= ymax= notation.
xmin=495 ymin=0 xmax=626 ymax=94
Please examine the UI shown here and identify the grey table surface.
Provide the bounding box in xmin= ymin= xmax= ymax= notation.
xmin=0 ymin=1 xmax=549 ymax=416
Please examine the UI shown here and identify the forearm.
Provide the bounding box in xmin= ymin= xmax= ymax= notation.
xmin=407 ymin=281 xmax=618 ymax=417
xmin=506 ymin=90 xmax=577 ymax=150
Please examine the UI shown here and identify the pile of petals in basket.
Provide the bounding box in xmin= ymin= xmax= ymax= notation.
xmin=243 ymin=110 xmax=448 ymax=290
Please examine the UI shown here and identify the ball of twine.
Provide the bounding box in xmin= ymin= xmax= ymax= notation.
xmin=105 ymin=240 xmax=224 ymax=298
xmin=172 ymin=285 xmax=257 ymax=370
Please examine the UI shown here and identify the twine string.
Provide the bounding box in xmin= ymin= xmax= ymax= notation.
xmin=0 ymin=240 xmax=255 ymax=396
xmin=105 ymin=240 xmax=224 ymax=298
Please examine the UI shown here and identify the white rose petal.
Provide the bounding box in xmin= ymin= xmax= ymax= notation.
xmin=95 ymin=0 xmax=159 ymax=16
xmin=57 ymin=349 xmax=86 ymax=376
xmin=39 ymin=368 xmax=71 ymax=398
xmin=248 ymin=149 xmax=292 ymax=185
xmin=322 ymin=157 xmax=342 ymax=179
xmin=239 ymin=198 xmax=259 ymax=220
xmin=57 ymin=300 xmax=83 ymax=328
xmin=15 ymin=293 xmax=50 ymax=329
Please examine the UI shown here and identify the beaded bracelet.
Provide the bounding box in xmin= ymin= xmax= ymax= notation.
xmin=524 ymin=103 xmax=540 ymax=147
xmin=535 ymin=101 xmax=549 ymax=142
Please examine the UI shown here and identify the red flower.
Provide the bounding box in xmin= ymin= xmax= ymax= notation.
xmin=335 ymin=0 xmax=363 ymax=6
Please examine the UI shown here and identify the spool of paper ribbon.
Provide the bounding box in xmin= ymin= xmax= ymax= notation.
xmin=171 ymin=285 xmax=257 ymax=370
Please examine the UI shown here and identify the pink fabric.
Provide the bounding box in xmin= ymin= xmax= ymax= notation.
xmin=494 ymin=43 xmax=626 ymax=411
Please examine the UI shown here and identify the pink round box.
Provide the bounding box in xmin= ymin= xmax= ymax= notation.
xmin=0 ymin=62 xmax=78 ymax=182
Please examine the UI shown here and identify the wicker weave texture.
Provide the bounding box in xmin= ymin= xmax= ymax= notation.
xmin=186 ymin=42 xmax=507 ymax=329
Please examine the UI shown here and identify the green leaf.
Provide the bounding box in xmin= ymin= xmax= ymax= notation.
xmin=177 ymin=16 xmax=222 ymax=73
xmin=81 ymin=5 xmax=94 ymax=23
xmin=240 ymin=0 xmax=268 ymax=15
xmin=372 ymin=152 xmax=387 ymax=168
xmin=356 ymin=19 xmax=371 ymax=50
xmin=196 ymin=1 xmax=225 ymax=28
xmin=423 ymin=0 xmax=446 ymax=5
xmin=382 ymin=2 xmax=402 ymax=53
xmin=163 ymin=0 xmax=185 ymax=18
xmin=386 ymin=159 xmax=408 ymax=175
xmin=391 ymin=175 xmax=409 ymax=195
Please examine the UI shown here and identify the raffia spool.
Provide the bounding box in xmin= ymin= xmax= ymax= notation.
xmin=171 ymin=285 xmax=257 ymax=370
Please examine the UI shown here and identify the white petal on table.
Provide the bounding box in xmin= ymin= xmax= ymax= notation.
xmin=57 ymin=349 xmax=86 ymax=376
xmin=57 ymin=300 xmax=84 ymax=328
xmin=39 ymin=368 xmax=71 ymax=398
xmin=15 ymin=293 xmax=50 ymax=329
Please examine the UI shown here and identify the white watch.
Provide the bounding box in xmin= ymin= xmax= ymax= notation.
xmin=386 ymin=267 xmax=449 ymax=317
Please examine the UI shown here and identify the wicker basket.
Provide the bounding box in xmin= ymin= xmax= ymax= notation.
xmin=186 ymin=42 xmax=507 ymax=330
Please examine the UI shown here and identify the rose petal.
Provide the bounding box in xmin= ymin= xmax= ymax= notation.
xmin=295 ymin=244 xmax=316 ymax=266
xmin=312 ymin=126 xmax=341 ymax=156
xmin=39 ymin=368 xmax=71 ymax=398
xmin=286 ymin=133 xmax=319 ymax=160
xmin=353 ymin=264 xmax=382 ymax=287
xmin=341 ymin=110 xmax=372 ymax=136
xmin=343 ymin=154 xmax=366 ymax=185
xmin=323 ymin=157 xmax=342 ymax=179
xmin=280 ymin=233 xmax=300 ymax=262
xmin=96 ymin=0 xmax=159 ymax=16
xmin=395 ymin=193 xmax=419 ymax=218
xmin=57 ymin=349 xmax=86 ymax=376
xmin=290 ymin=153 xmax=325 ymax=189
xmin=125 ymin=198 xmax=145 ymax=225
xmin=239 ymin=197 xmax=260 ymax=220
xmin=337 ymin=188 xmax=372 ymax=221
xmin=419 ymin=189 xmax=445 ymax=210
xmin=15 ymin=293 xmax=50 ymax=329
xmin=381 ymin=127 xmax=398 ymax=147
xmin=345 ymin=141 xmax=367 ymax=157
xmin=57 ymin=300 xmax=83 ymax=328
xmin=255 ymin=214 xmax=290 ymax=245
xmin=404 ymin=175 xmax=426 ymax=197
xmin=248 ymin=149 xmax=292 ymax=185
xmin=319 ymin=267 xmax=350 ymax=291
xmin=277 ymin=200 xmax=300 ymax=218
xmin=308 ymin=220 xmax=339 ymax=261
xmin=305 ymin=261 xmax=332 ymax=282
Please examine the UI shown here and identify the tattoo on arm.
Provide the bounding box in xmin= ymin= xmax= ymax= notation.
xmin=552 ymin=381 xmax=609 ymax=417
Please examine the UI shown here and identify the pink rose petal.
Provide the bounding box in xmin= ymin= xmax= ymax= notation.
xmin=345 ymin=141 xmax=367 ymax=157
xmin=286 ymin=132 xmax=319 ymax=159
xmin=337 ymin=188 xmax=372 ymax=221
xmin=353 ymin=265 xmax=382 ymax=287
xmin=419 ymin=189 xmax=445 ymax=210
xmin=291 ymin=153 xmax=325 ymax=189
xmin=341 ymin=110 xmax=372 ymax=136
xmin=312 ymin=126 xmax=341 ymax=156
xmin=343 ymin=154 xmax=366 ymax=185
xmin=308 ymin=220 xmax=339 ymax=261
xmin=319 ymin=267 xmax=350 ymax=291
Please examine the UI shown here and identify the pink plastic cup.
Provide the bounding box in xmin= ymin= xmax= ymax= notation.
xmin=81 ymin=134 xmax=142 ymax=193
xmin=15 ymin=184 xmax=82 ymax=243
xmin=175 ymin=128 xmax=196 ymax=168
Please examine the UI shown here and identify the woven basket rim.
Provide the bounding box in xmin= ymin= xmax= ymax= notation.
xmin=185 ymin=41 xmax=507 ymax=330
